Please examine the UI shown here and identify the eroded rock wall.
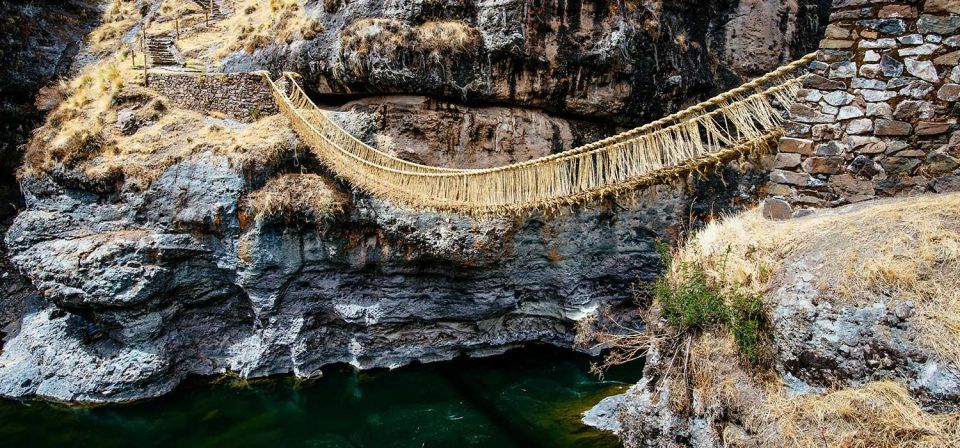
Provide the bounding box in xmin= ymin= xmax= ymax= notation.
xmin=0 ymin=0 xmax=100 ymax=222
xmin=0 ymin=0 xmax=825 ymax=403
xmin=229 ymin=0 xmax=830 ymax=124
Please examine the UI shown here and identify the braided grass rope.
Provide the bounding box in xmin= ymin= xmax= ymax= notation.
xmin=265 ymin=53 xmax=814 ymax=215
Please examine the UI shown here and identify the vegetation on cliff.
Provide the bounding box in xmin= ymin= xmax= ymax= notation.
xmin=582 ymin=193 xmax=960 ymax=447
xmin=22 ymin=0 xmax=300 ymax=190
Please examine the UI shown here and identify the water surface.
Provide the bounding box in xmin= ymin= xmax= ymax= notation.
xmin=0 ymin=346 xmax=640 ymax=447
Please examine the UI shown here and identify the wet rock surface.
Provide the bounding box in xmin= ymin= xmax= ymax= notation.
xmin=1 ymin=146 xmax=768 ymax=402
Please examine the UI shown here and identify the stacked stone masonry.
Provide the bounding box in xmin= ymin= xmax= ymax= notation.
xmin=148 ymin=72 xmax=278 ymax=122
xmin=773 ymin=0 xmax=960 ymax=206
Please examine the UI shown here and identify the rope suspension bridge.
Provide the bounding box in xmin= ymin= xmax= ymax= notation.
xmin=263 ymin=53 xmax=817 ymax=215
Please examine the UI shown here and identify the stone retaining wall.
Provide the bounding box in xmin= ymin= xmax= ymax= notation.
xmin=148 ymin=71 xmax=278 ymax=122
xmin=771 ymin=0 xmax=959 ymax=207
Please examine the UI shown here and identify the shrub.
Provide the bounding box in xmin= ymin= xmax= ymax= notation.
xmin=655 ymin=261 xmax=727 ymax=331
xmin=652 ymin=242 xmax=772 ymax=367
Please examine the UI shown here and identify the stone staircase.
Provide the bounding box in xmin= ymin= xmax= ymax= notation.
xmin=190 ymin=0 xmax=230 ymax=20
xmin=146 ymin=34 xmax=184 ymax=67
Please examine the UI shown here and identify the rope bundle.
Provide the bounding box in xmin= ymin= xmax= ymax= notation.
xmin=265 ymin=53 xmax=815 ymax=215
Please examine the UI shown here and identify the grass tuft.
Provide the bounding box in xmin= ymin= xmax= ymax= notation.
xmin=653 ymin=242 xmax=772 ymax=366
xmin=246 ymin=173 xmax=348 ymax=223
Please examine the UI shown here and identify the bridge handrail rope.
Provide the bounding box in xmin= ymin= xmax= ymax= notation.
xmin=280 ymin=74 xmax=473 ymax=174
xmin=264 ymin=53 xmax=816 ymax=214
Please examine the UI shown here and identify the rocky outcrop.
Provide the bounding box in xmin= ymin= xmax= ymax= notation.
xmin=605 ymin=288 xmax=960 ymax=448
xmin=228 ymin=0 xmax=830 ymax=125
xmin=328 ymin=95 xmax=616 ymax=168
xmin=1 ymin=144 xmax=726 ymax=401
xmin=0 ymin=0 xmax=826 ymax=404
xmin=0 ymin=0 xmax=99 ymax=222
xmin=585 ymin=193 xmax=960 ymax=447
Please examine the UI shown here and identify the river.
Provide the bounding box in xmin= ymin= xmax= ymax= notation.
xmin=0 ymin=345 xmax=641 ymax=447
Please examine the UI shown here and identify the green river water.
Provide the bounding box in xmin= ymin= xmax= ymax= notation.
xmin=0 ymin=346 xmax=642 ymax=447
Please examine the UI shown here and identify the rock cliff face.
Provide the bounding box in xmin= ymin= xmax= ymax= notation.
xmin=236 ymin=0 xmax=830 ymax=124
xmin=0 ymin=0 xmax=828 ymax=402
xmin=2 ymin=156 xmax=686 ymax=401
xmin=0 ymin=0 xmax=100 ymax=222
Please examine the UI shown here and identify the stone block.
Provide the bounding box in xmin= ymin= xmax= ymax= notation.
xmin=846 ymin=118 xmax=874 ymax=135
xmin=829 ymin=174 xmax=876 ymax=197
xmin=849 ymin=136 xmax=887 ymax=154
xmin=857 ymin=18 xmax=906 ymax=35
xmin=790 ymin=104 xmax=836 ymax=124
xmin=938 ymin=84 xmax=960 ymax=101
xmin=770 ymin=169 xmax=810 ymax=186
xmin=851 ymin=78 xmax=887 ymax=90
xmin=898 ymin=34 xmax=925 ymax=45
xmin=859 ymin=64 xmax=882 ymax=78
xmin=812 ymin=124 xmax=843 ymax=140
xmin=934 ymin=51 xmax=960 ymax=66
xmin=816 ymin=140 xmax=849 ymax=157
xmin=866 ymin=102 xmax=893 ymax=118
xmin=821 ymin=39 xmax=855 ymax=49
xmin=823 ymin=91 xmax=855 ymax=106
xmin=838 ymin=105 xmax=865 ymax=120
xmin=780 ymin=137 xmax=814 ymax=155
xmin=894 ymin=100 xmax=936 ymax=120
xmin=900 ymin=80 xmax=935 ymax=98
xmin=899 ymin=43 xmax=941 ymax=57
xmin=916 ymin=121 xmax=952 ymax=135
xmin=859 ymin=38 xmax=898 ymax=49
xmin=905 ymin=58 xmax=940 ymax=83
xmin=923 ymin=0 xmax=960 ymax=15
xmin=926 ymin=149 xmax=960 ymax=175
xmin=875 ymin=119 xmax=913 ymax=136
xmin=824 ymin=24 xmax=851 ymax=39
xmin=774 ymin=153 xmax=802 ymax=169
xmin=880 ymin=4 xmax=918 ymax=18
xmin=761 ymin=198 xmax=794 ymax=221
xmin=783 ymin=121 xmax=812 ymax=137
xmin=767 ymin=183 xmax=796 ymax=197
xmin=859 ymin=89 xmax=896 ymax=102
xmin=830 ymin=61 xmax=857 ymax=79
xmin=848 ymin=154 xmax=884 ymax=177
xmin=880 ymin=54 xmax=904 ymax=77
xmin=881 ymin=157 xmax=922 ymax=174
xmin=918 ymin=14 xmax=960 ymax=35
xmin=803 ymin=74 xmax=847 ymax=90
xmin=803 ymin=156 xmax=845 ymax=175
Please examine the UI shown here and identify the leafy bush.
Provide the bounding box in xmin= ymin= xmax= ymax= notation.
xmin=652 ymin=242 xmax=772 ymax=367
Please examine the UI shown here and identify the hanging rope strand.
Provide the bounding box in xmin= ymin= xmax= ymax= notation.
xmin=261 ymin=52 xmax=814 ymax=215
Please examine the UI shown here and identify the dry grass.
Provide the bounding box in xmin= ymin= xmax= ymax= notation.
xmin=25 ymin=0 xmax=312 ymax=189
xmin=679 ymin=194 xmax=960 ymax=447
xmin=415 ymin=20 xmax=482 ymax=54
xmin=83 ymin=112 xmax=298 ymax=188
xmin=139 ymin=0 xmax=325 ymax=64
xmin=246 ymin=173 xmax=348 ymax=222
xmin=771 ymin=381 xmax=960 ymax=447
xmin=24 ymin=57 xmax=130 ymax=174
xmin=85 ymin=0 xmax=143 ymax=55
xmin=678 ymin=332 xmax=960 ymax=448
xmin=207 ymin=0 xmax=323 ymax=57
xmin=581 ymin=194 xmax=960 ymax=447
xmin=338 ymin=18 xmax=481 ymax=74
xmin=680 ymin=193 xmax=960 ymax=367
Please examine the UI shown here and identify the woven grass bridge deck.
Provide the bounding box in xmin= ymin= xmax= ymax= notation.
xmin=263 ymin=53 xmax=816 ymax=215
